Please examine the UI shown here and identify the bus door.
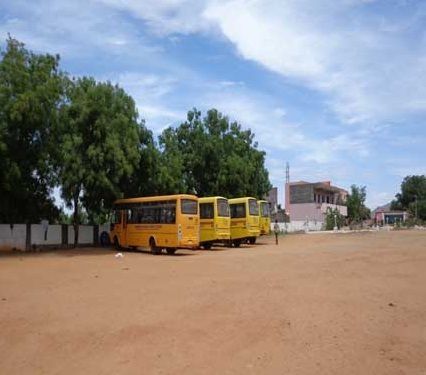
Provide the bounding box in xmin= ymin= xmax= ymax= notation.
xmin=120 ymin=209 xmax=130 ymax=247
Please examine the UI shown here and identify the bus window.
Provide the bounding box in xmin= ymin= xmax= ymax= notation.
xmin=231 ymin=203 xmax=246 ymax=218
xmin=112 ymin=210 xmax=121 ymax=224
xmin=217 ymin=198 xmax=230 ymax=217
xmin=181 ymin=199 xmax=198 ymax=214
xmin=248 ymin=199 xmax=259 ymax=216
xmin=200 ymin=203 xmax=214 ymax=219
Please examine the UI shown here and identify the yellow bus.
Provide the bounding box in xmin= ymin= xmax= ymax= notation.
xmin=229 ymin=197 xmax=260 ymax=247
xmin=258 ymin=200 xmax=271 ymax=236
xmin=199 ymin=196 xmax=231 ymax=249
xmin=109 ymin=194 xmax=199 ymax=255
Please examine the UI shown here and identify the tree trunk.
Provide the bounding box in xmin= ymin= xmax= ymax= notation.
xmin=73 ymin=190 xmax=80 ymax=248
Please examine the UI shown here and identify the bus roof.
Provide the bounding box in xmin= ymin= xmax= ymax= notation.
xmin=198 ymin=196 xmax=228 ymax=203
xmin=228 ymin=197 xmax=257 ymax=204
xmin=114 ymin=194 xmax=197 ymax=205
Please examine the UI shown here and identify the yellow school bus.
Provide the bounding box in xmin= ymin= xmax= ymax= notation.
xmin=199 ymin=196 xmax=231 ymax=249
xmin=109 ymin=194 xmax=199 ymax=255
xmin=229 ymin=197 xmax=260 ymax=247
xmin=258 ymin=200 xmax=271 ymax=236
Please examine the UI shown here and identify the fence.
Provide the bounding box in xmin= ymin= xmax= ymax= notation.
xmin=0 ymin=224 xmax=110 ymax=251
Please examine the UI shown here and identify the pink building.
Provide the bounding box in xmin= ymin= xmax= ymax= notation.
xmin=373 ymin=203 xmax=408 ymax=225
xmin=285 ymin=181 xmax=348 ymax=222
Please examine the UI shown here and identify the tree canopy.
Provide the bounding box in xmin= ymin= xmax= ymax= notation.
xmin=0 ymin=37 xmax=63 ymax=223
xmin=57 ymin=77 xmax=141 ymax=243
xmin=158 ymin=108 xmax=271 ymax=198
xmin=391 ymin=175 xmax=426 ymax=221
xmin=0 ymin=37 xmax=273 ymax=232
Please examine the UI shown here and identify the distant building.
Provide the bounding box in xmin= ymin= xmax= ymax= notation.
xmin=266 ymin=187 xmax=278 ymax=213
xmin=373 ymin=203 xmax=408 ymax=225
xmin=285 ymin=180 xmax=348 ymax=222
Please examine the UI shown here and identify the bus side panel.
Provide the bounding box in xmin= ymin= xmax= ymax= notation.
xmin=126 ymin=224 xmax=178 ymax=248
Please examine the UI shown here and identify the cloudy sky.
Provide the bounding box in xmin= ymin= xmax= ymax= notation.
xmin=1 ymin=0 xmax=425 ymax=208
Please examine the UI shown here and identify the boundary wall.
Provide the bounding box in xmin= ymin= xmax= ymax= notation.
xmin=0 ymin=224 xmax=110 ymax=251
xmin=271 ymin=220 xmax=324 ymax=233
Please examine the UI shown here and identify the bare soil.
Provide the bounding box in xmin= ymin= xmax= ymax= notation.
xmin=1 ymin=230 xmax=425 ymax=374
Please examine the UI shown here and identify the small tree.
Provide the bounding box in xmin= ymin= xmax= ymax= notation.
xmin=325 ymin=207 xmax=345 ymax=230
xmin=346 ymin=185 xmax=370 ymax=224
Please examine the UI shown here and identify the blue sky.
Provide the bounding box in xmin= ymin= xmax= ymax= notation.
xmin=1 ymin=0 xmax=425 ymax=208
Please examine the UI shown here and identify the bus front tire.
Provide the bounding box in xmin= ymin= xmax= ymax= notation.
xmin=150 ymin=238 xmax=161 ymax=255
xmin=114 ymin=237 xmax=121 ymax=250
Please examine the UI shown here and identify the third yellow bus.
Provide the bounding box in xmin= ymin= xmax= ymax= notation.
xmin=229 ymin=197 xmax=260 ymax=247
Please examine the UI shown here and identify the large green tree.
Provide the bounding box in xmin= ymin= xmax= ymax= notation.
xmin=391 ymin=175 xmax=426 ymax=220
xmin=159 ymin=108 xmax=271 ymax=198
xmin=119 ymin=123 xmax=184 ymax=198
xmin=346 ymin=185 xmax=371 ymax=223
xmin=0 ymin=37 xmax=64 ymax=223
xmin=57 ymin=77 xmax=140 ymax=245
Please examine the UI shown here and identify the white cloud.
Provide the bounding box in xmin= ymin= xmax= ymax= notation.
xmin=202 ymin=86 xmax=370 ymax=161
xmin=95 ymin=0 xmax=211 ymax=35
xmin=0 ymin=0 xmax=163 ymax=59
xmin=203 ymin=0 xmax=426 ymax=124
xmin=97 ymin=0 xmax=426 ymax=125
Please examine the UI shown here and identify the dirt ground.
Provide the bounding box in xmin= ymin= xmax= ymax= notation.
xmin=1 ymin=230 xmax=425 ymax=375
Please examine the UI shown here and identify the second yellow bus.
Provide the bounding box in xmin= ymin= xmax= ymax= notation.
xmin=258 ymin=200 xmax=271 ymax=236
xmin=199 ymin=196 xmax=231 ymax=249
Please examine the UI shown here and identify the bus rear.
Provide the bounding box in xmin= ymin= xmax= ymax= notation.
xmin=178 ymin=197 xmax=199 ymax=249
xmin=229 ymin=197 xmax=260 ymax=247
xmin=199 ymin=197 xmax=230 ymax=249
xmin=258 ymin=200 xmax=271 ymax=235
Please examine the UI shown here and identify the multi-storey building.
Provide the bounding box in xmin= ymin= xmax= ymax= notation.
xmin=285 ymin=180 xmax=348 ymax=223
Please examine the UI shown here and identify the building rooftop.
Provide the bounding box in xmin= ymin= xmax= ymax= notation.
xmin=288 ymin=180 xmax=348 ymax=194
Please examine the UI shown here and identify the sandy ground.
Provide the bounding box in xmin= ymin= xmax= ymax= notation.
xmin=1 ymin=230 xmax=425 ymax=375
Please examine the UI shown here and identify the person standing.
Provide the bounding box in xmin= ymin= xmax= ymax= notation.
xmin=273 ymin=219 xmax=280 ymax=245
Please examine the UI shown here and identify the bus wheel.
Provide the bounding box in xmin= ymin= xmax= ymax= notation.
xmin=203 ymin=243 xmax=212 ymax=250
xmin=114 ymin=237 xmax=121 ymax=250
xmin=166 ymin=248 xmax=176 ymax=255
xmin=248 ymin=237 xmax=256 ymax=245
xmin=233 ymin=239 xmax=241 ymax=248
xmin=150 ymin=238 xmax=161 ymax=255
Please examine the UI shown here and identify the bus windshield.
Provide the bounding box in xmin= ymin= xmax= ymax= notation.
xmin=217 ymin=198 xmax=230 ymax=217
xmin=248 ymin=199 xmax=259 ymax=216
xmin=181 ymin=199 xmax=198 ymax=215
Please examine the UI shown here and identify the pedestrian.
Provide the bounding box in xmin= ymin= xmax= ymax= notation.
xmin=273 ymin=219 xmax=280 ymax=245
